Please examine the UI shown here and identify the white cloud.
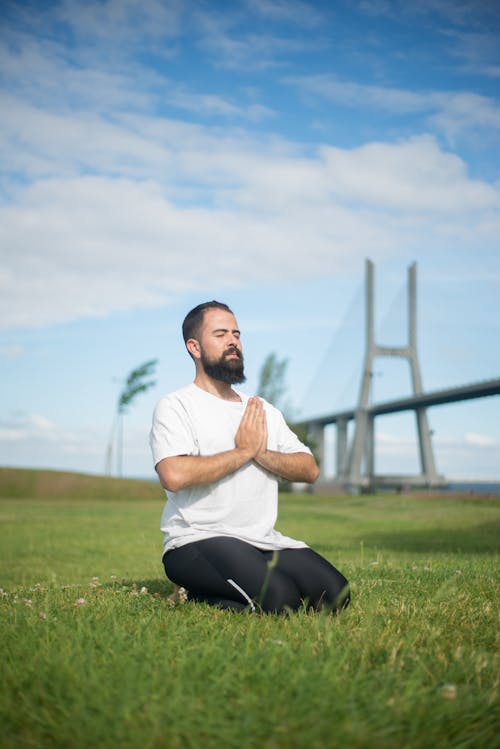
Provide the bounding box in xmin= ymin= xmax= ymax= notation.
xmin=377 ymin=431 xmax=411 ymax=446
xmin=0 ymin=93 xmax=171 ymax=181
xmin=428 ymin=92 xmax=500 ymax=143
xmin=248 ymin=0 xmax=325 ymax=27
xmin=0 ymin=346 xmax=24 ymax=360
xmin=0 ymin=173 xmax=360 ymax=328
xmin=0 ymin=411 xmax=92 ymax=457
xmin=371 ymin=428 xmax=500 ymax=480
xmin=433 ymin=431 xmax=500 ymax=480
xmin=0 ymin=33 xmax=275 ymax=125
xmin=193 ymin=3 xmax=310 ymax=71
xmin=464 ymin=432 xmax=499 ymax=448
xmin=0 ymin=410 xmax=153 ymax=477
xmin=0 ymin=413 xmax=58 ymax=442
xmin=57 ymin=0 xmax=183 ymax=45
xmin=1 ymin=102 xmax=499 ymax=329
xmin=1 ymin=0 xmax=499 ymax=332
xmin=167 ymin=87 xmax=275 ymax=122
xmin=319 ymin=136 xmax=500 ymax=212
xmin=200 ymin=30 xmax=308 ymax=71
xmin=0 ymin=36 xmax=157 ymax=114
xmin=445 ymin=25 xmax=500 ymax=79
xmin=286 ymin=75 xmax=500 ymax=143
xmin=289 ymin=76 xmax=426 ymax=113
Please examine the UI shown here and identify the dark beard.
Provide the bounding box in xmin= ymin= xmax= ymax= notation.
xmin=200 ymin=348 xmax=246 ymax=385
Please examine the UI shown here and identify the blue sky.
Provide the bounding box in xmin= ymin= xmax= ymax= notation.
xmin=1 ymin=0 xmax=499 ymax=481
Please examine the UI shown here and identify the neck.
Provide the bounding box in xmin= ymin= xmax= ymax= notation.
xmin=193 ymin=371 xmax=241 ymax=401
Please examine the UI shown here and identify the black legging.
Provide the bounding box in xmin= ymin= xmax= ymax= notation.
xmin=163 ymin=536 xmax=350 ymax=614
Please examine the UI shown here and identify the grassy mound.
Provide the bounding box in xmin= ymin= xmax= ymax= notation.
xmin=0 ymin=467 xmax=162 ymax=501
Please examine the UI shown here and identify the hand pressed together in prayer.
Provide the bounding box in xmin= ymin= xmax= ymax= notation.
xmin=235 ymin=397 xmax=268 ymax=461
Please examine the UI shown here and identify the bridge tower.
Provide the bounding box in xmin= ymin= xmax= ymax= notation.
xmin=341 ymin=259 xmax=440 ymax=491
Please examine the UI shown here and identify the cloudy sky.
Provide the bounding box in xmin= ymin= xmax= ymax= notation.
xmin=1 ymin=0 xmax=499 ymax=482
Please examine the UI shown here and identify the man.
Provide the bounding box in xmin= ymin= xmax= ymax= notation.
xmin=150 ymin=301 xmax=349 ymax=613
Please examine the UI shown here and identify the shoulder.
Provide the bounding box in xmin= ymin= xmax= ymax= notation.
xmin=256 ymin=396 xmax=283 ymax=418
xmin=153 ymin=384 xmax=196 ymax=413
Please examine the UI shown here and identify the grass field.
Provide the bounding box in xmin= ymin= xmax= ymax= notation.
xmin=1 ymin=467 xmax=499 ymax=749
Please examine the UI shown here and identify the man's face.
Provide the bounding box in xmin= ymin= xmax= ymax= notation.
xmin=197 ymin=308 xmax=246 ymax=384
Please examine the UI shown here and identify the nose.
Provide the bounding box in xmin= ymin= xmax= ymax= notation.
xmin=225 ymin=336 xmax=241 ymax=356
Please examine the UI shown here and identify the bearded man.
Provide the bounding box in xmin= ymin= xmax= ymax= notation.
xmin=150 ymin=301 xmax=349 ymax=613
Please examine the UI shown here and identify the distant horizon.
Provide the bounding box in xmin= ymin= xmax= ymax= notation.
xmin=2 ymin=464 xmax=500 ymax=488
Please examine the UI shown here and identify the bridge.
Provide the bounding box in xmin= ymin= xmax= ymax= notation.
xmin=297 ymin=376 xmax=500 ymax=491
xmin=297 ymin=260 xmax=500 ymax=493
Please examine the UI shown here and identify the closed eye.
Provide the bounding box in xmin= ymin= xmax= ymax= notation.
xmin=213 ymin=328 xmax=241 ymax=338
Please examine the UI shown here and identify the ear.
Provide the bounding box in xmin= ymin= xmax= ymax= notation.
xmin=186 ymin=338 xmax=201 ymax=359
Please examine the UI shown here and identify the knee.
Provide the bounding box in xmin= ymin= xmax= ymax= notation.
xmin=321 ymin=579 xmax=351 ymax=614
xmin=259 ymin=576 xmax=302 ymax=614
xmin=334 ymin=583 xmax=351 ymax=612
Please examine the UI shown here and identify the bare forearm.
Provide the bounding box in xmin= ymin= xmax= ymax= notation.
xmin=254 ymin=451 xmax=320 ymax=484
xmin=156 ymin=449 xmax=252 ymax=492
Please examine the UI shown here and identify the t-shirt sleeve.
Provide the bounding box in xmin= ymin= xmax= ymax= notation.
xmin=149 ymin=395 xmax=197 ymax=467
xmin=270 ymin=404 xmax=312 ymax=455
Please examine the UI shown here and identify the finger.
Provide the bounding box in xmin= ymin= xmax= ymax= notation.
xmin=242 ymin=398 xmax=257 ymax=420
xmin=245 ymin=398 xmax=261 ymax=422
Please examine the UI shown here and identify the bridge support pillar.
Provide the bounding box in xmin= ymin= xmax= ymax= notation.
xmin=336 ymin=418 xmax=348 ymax=480
xmin=308 ymin=423 xmax=325 ymax=482
xmin=345 ymin=259 xmax=441 ymax=492
xmin=365 ymin=414 xmax=375 ymax=486
xmin=415 ymin=407 xmax=437 ymax=479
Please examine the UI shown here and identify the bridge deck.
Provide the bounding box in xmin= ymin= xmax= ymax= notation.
xmin=297 ymin=376 xmax=500 ymax=427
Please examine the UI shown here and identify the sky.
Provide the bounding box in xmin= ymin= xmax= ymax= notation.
xmin=1 ymin=0 xmax=499 ymax=482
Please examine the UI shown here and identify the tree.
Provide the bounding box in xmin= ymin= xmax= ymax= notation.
xmin=257 ymin=352 xmax=290 ymax=412
xmin=257 ymin=352 xmax=319 ymax=490
xmin=106 ymin=359 xmax=158 ymax=477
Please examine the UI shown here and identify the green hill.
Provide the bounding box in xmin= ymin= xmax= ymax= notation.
xmin=0 ymin=467 xmax=163 ymax=501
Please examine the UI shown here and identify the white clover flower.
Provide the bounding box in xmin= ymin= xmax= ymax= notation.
xmin=167 ymin=586 xmax=188 ymax=604
xmin=439 ymin=684 xmax=457 ymax=700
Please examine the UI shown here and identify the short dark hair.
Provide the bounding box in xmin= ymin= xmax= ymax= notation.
xmin=182 ymin=301 xmax=233 ymax=343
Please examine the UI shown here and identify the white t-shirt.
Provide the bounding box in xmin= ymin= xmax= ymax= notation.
xmin=149 ymin=383 xmax=310 ymax=554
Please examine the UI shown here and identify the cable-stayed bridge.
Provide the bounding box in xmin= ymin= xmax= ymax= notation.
xmin=296 ymin=260 xmax=500 ymax=493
